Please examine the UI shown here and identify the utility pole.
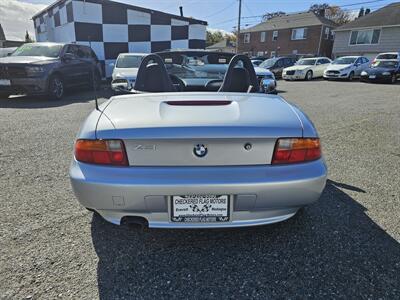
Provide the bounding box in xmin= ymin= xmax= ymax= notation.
xmin=236 ymin=0 xmax=242 ymax=53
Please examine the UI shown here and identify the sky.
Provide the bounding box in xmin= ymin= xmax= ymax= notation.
xmin=0 ymin=0 xmax=395 ymax=41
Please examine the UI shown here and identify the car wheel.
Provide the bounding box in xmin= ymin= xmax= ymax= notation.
xmin=305 ymin=70 xmax=313 ymax=81
xmin=348 ymin=71 xmax=354 ymax=81
xmin=48 ymin=75 xmax=64 ymax=100
xmin=391 ymin=74 xmax=397 ymax=84
xmin=0 ymin=92 xmax=10 ymax=99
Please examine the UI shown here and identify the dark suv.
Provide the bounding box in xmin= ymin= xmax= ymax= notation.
xmin=259 ymin=57 xmax=297 ymax=78
xmin=0 ymin=43 xmax=102 ymax=100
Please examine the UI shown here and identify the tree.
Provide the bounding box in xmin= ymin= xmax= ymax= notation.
xmin=25 ymin=31 xmax=34 ymax=43
xmin=206 ymin=30 xmax=224 ymax=47
xmin=262 ymin=11 xmax=286 ymax=22
xmin=206 ymin=30 xmax=235 ymax=47
xmin=358 ymin=7 xmax=365 ymax=18
xmin=309 ymin=3 xmax=352 ymax=25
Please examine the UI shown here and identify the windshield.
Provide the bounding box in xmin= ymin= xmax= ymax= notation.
xmin=297 ymin=59 xmax=316 ymax=66
xmin=371 ymin=61 xmax=399 ymax=68
xmin=116 ymin=55 xmax=143 ymax=68
xmin=333 ymin=57 xmax=357 ymax=65
xmin=159 ymin=52 xmax=234 ymax=80
xmin=11 ymin=44 xmax=62 ymax=58
xmin=260 ymin=58 xmax=278 ymax=68
xmin=376 ymin=54 xmax=398 ymax=60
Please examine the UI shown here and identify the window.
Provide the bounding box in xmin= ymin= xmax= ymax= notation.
xmin=272 ymin=30 xmax=278 ymax=41
xmin=260 ymin=32 xmax=266 ymax=42
xmin=257 ymin=51 xmax=264 ymax=57
xmin=324 ymin=27 xmax=330 ymax=39
xmin=244 ymin=33 xmax=250 ymax=44
xmin=318 ymin=58 xmax=331 ymax=64
xmin=284 ymin=58 xmax=294 ymax=67
xmin=350 ymin=29 xmax=380 ymax=45
xmin=291 ymin=28 xmax=307 ymax=40
xmin=270 ymin=51 xmax=276 ymax=58
xmin=292 ymin=49 xmax=298 ymax=54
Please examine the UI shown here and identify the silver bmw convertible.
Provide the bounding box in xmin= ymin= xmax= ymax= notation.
xmin=69 ymin=52 xmax=327 ymax=229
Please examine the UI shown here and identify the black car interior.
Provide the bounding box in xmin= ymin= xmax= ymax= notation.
xmin=133 ymin=53 xmax=261 ymax=94
xmin=133 ymin=54 xmax=176 ymax=93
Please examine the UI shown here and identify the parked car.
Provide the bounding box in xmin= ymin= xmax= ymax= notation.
xmin=373 ymin=52 xmax=400 ymax=63
xmin=0 ymin=42 xmax=102 ymax=100
xmin=0 ymin=47 xmax=17 ymax=58
xmin=251 ymin=59 xmax=264 ymax=67
xmin=259 ymin=57 xmax=297 ymax=78
xmin=111 ymin=53 xmax=146 ymax=93
xmin=154 ymin=50 xmax=277 ymax=94
xmin=360 ymin=60 xmax=399 ymax=84
xmin=323 ymin=56 xmax=370 ymax=80
xmin=282 ymin=57 xmax=332 ymax=81
xmin=69 ymin=54 xmax=327 ymax=228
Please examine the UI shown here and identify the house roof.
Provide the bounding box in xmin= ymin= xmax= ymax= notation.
xmin=0 ymin=24 xmax=6 ymax=40
xmin=206 ymin=39 xmax=236 ymax=49
xmin=241 ymin=11 xmax=337 ymax=33
xmin=335 ymin=2 xmax=400 ymax=31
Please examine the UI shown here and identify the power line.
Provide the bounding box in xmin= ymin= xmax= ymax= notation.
xmin=209 ymin=0 xmax=390 ymax=27
xmin=204 ymin=0 xmax=236 ymax=18
xmin=338 ymin=0 xmax=387 ymax=7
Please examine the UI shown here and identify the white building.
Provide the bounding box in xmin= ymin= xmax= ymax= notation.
xmin=32 ymin=0 xmax=207 ymax=77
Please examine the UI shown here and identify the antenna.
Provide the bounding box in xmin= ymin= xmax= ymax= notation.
xmin=88 ymin=36 xmax=100 ymax=111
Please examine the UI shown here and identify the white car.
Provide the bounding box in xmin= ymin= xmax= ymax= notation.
xmin=373 ymin=52 xmax=400 ymax=62
xmin=323 ymin=56 xmax=370 ymax=80
xmin=283 ymin=57 xmax=332 ymax=81
xmin=111 ymin=53 xmax=146 ymax=93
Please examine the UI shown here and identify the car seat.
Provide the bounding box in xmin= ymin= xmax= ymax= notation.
xmin=133 ymin=54 xmax=176 ymax=93
xmin=219 ymin=54 xmax=259 ymax=93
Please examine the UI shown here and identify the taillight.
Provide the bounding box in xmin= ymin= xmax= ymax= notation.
xmin=272 ymin=138 xmax=321 ymax=164
xmin=74 ymin=139 xmax=128 ymax=166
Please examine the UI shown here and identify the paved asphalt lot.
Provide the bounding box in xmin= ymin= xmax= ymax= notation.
xmin=0 ymin=80 xmax=399 ymax=299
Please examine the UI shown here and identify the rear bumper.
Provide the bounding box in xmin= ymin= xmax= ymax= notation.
xmin=0 ymin=77 xmax=48 ymax=95
xmin=69 ymin=159 xmax=327 ymax=228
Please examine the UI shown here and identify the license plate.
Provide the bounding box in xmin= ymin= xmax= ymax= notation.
xmin=369 ymin=75 xmax=376 ymax=79
xmin=171 ymin=195 xmax=230 ymax=223
xmin=0 ymin=79 xmax=11 ymax=86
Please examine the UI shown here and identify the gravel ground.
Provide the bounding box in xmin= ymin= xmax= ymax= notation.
xmin=0 ymin=81 xmax=399 ymax=299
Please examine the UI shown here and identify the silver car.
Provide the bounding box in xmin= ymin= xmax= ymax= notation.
xmin=324 ymin=56 xmax=370 ymax=80
xmin=70 ymin=53 xmax=327 ymax=229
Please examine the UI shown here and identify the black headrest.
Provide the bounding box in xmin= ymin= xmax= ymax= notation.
xmin=219 ymin=54 xmax=259 ymax=93
xmin=225 ymin=67 xmax=250 ymax=92
xmin=134 ymin=54 xmax=176 ymax=93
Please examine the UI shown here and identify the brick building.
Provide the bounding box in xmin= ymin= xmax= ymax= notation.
xmin=238 ymin=11 xmax=337 ymax=58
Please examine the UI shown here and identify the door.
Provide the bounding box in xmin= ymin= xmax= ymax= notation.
xmin=60 ymin=45 xmax=88 ymax=86
xmin=353 ymin=57 xmax=364 ymax=76
xmin=273 ymin=59 xmax=284 ymax=77
xmin=315 ymin=59 xmax=330 ymax=77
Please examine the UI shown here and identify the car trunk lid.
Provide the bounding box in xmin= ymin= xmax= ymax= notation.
xmin=97 ymin=92 xmax=303 ymax=166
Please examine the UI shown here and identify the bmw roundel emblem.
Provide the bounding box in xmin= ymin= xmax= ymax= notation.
xmin=193 ymin=144 xmax=208 ymax=158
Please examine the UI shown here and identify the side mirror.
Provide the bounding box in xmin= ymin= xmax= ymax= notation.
xmin=7 ymin=53 xmax=11 ymax=56
xmin=62 ymin=53 xmax=74 ymax=61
